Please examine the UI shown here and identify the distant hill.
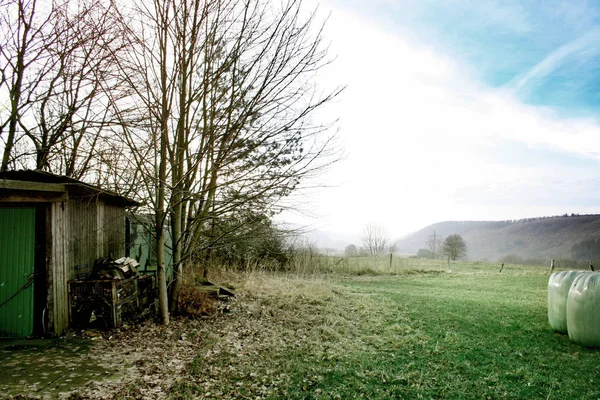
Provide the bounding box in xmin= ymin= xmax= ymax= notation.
xmin=393 ymin=215 xmax=600 ymax=262
xmin=279 ymin=222 xmax=358 ymax=252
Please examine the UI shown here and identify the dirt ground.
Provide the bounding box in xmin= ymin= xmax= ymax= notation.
xmin=0 ymin=300 xmax=234 ymax=400
xmin=0 ymin=337 xmax=109 ymax=398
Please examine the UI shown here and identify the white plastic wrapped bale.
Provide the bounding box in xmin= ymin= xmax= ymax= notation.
xmin=567 ymin=272 xmax=600 ymax=347
xmin=548 ymin=271 xmax=587 ymax=333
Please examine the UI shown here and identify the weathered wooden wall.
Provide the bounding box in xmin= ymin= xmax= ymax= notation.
xmin=68 ymin=198 xmax=99 ymax=278
xmin=50 ymin=199 xmax=128 ymax=336
xmin=103 ymin=204 xmax=125 ymax=258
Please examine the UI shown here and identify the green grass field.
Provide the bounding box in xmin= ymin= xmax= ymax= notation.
xmin=173 ymin=260 xmax=600 ymax=399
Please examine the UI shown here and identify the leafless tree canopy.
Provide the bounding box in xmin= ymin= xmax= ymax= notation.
xmin=0 ymin=0 xmax=342 ymax=321
xmin=109 ymin=0 xmax=341 ymax=319
xmin=0 ymin=0 xmax=129 ymax=179
xmin=360 ymin=224 xmax=389 ymax=257
xmin=425 ymin=230 xmax=443 ymax=259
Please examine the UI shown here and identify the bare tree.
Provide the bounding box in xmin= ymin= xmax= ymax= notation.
xmin=443 ymin=234 xmax=467 ymax=261
xmin=0 ymin=0 xmax=49 ymax=170
xmin=425 ymin=230 xmax=443 ymax=259
xmin=1 ymin=0 xmax=342 ymax=323
xmin=111 ymin=0 xmax=342 ymax=319
xmin=0 ymin=0 xmax=127 ymax=176
xmin=360 ymin=224 xmax=389 ymax=257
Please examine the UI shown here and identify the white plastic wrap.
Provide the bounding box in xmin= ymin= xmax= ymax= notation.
xmin=567 ymin=272 xmax=600 ymax=347
xmin=547 ymin=271 xmax=586 ymax=333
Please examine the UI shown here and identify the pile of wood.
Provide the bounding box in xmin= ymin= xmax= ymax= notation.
xmin=93 ymin=257 xmax=141 ymax=280
xmin=69 ymin=256 xmax=156 ymax=330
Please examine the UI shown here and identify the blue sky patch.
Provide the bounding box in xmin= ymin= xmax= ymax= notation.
xmin=332 ymin=0 xmax=600 ymax=114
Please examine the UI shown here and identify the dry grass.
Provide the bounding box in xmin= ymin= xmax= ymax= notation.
xmin=240 ymin=255 xmax=548 ymax=277
xmin=171 ymin=271 xmax=382 ymax=399
xmin=170 ymin=268 xmax=466 ymax=399
xmin=171 ymin=262 xmax=600 ymax=399
xmin=178 ymin=282 xmax=218 ymax=317
xmin=49 ymin=259 xmax=596 ymax=399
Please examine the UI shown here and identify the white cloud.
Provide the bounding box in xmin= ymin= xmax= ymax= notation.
xmin=282 ymin=1 xmax=600 ymax=239
xmin=511 ymin=27 xmax=600 ymax=94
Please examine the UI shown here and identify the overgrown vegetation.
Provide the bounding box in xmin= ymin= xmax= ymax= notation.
xmin=177 ymin=282 xmax=218 ymax=317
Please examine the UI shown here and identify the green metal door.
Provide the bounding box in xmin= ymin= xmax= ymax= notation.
xmin=0 ymin=207 xmax=36 ymax=337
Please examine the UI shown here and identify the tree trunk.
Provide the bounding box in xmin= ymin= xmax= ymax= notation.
xmin=156 ymin=119 xmax=170 ymax=324
xmin=1 ymin=8 xmax=27 ymax=171
xmin=156 ymin=210 xmax=170 ymax=325
xmin=156 ymin=1 xmax=171 ymax=325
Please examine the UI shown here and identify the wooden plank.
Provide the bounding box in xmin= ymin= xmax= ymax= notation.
xmin=0 ymin=179 xmax=66 ymax=192
xmin=111 ymin=282 xmax=118 ymax=328
xmin=51 ymin=203 xmax=59 ymax=335
xmin=97 ymin=199 xmax=104 ymax=260
xmin=51 ymin=202 xmax=70 ymax=336
xmin=199 ymin=280 xmax=236 ymax=297
xmin=217 ymin=285 xmax=235 ymax=297
xmin=195 ymin=284 xmax=235 ymax=298
xmin=0 ymin=192 xmax=68 ymax=202
xmin=195 ymin=285 xmax=220 ymax=298
xmin=45 ymin=204 xmax=55 ymax=335
xmin=62 ymin=202 xmax=71 ymax=332
xmin=54 ymin=202 xmax=63 ymax=335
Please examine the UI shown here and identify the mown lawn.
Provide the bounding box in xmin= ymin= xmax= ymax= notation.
xmin=172 ymin=264 xmax=600 ymax=399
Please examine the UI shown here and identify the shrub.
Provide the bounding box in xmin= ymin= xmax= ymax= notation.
xmin=177 ymin=282 xmax=217 ymax=317
xmin=416 ymin=249 xmax=434 ymax=259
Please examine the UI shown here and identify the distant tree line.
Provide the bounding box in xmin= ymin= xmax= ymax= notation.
xmin=452 ymin=214 xmax=600 ymax=230
xmin=497 ymin=214 xmax=600 ymax=224
xmin=418 ymin=233 xmax=466 ymax=260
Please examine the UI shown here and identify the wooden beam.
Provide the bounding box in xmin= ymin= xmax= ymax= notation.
xmin=0 ymin=192 xmax=68 ymax=202
xmin=0 ymin=179 xmax=67 ymax=192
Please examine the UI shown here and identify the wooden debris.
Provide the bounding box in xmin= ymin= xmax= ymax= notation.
xmin=195 ymin=280 xmax=235 ymax=299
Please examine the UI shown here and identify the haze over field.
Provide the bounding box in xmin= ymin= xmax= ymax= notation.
xmin=281 ymin=0 xmax=600 ymax=240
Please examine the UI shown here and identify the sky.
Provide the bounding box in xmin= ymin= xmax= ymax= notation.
xmin=280 ymin=0 xmax=600 ymax=242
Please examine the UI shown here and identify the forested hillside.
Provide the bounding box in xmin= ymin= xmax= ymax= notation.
xmin=394 ymin=215 xmax=600 ymax=262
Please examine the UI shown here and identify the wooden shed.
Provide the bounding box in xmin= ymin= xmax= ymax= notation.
xmin=0 ymin=170 xmax=139 ymax=337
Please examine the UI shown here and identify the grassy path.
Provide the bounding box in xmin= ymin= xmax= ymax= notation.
xmin=173 ymin=268 xmax=600 ymax=399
